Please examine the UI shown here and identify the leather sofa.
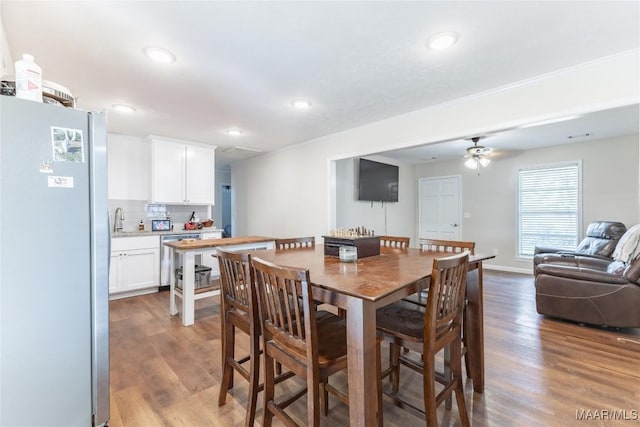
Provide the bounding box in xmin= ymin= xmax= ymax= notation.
xmin=533 ymin=221 xmax=627 ymax=271
xmin=534 ymin=224 xmax=640 ymax=328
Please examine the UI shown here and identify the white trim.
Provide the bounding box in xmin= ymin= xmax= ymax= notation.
xmin=483 ymin=264 xmax=532 ymax=276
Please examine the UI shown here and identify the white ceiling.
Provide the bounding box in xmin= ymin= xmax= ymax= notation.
xmin=1 ymin=1 xmax=638 ymax=168
xmin=380 ymin=104 xmax=640 ymax=164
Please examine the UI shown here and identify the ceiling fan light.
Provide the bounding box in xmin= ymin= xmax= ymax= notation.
xmin=464 ymin=158 xmax=478 ymax=169
xmin=143 ymin=47 xmax=176 ymax=63
xmin=428 ymin=32 xmax=458 ymax=50
xmin=292 ymin=99 xmax=312 ymax=109
xmin=479 ymin=157 xmax=491 ymax=167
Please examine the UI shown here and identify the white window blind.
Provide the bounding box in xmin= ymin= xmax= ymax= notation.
xmin=518 ymin=163 xmax=580 ymax=257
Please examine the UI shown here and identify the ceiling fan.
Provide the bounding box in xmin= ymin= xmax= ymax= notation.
xmin=464 ymin=136 xmax=492 ymax=174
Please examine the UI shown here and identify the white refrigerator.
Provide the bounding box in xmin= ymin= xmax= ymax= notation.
xmin=0 ymin=95 xmax=110 ymax=426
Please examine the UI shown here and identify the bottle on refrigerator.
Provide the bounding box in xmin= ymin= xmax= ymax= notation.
xmin=14 ymin=54 xmax=42 ymax=102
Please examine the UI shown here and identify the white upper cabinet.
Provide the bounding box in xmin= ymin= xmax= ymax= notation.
xmin=108 ymin=134 xmax=150 ymax=200
xmin=185 ymin=144 xmax=216 ymax=204
xmin=150 ymin=136 xmax=216 ymax=204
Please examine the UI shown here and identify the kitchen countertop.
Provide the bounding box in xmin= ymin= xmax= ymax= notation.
xmin=111 ymin=228 xmax=224 ymax=238
xmin=163 ymin=235 xmax=274 ymax=250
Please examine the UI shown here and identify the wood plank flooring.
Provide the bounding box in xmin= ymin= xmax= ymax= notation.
xmin=109 ymin=271 xmax=640 ymax=426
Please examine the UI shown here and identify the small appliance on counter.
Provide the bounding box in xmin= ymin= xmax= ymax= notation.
xmin=184 ymin=222 xmax=200 ymax=230
xmin=152 ymin=219 xmax=171 ymax=231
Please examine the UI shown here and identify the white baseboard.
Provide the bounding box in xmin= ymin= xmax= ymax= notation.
xmin=109 ymin=287 xmax=158 ymax=300
xmin=483 ymin=264 xmax=533 ymax=276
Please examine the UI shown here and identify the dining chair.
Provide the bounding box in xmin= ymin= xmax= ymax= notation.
xmin=251 ymin=256 xmax=382 ymax=427
xmin=379 ymin=235 xmax=410 ymax=249
xmin=376 ymin=252 xmax=470 ymax=426
xmin=275 ymin=236 xmax=316 ymax=250
xmin=407 ymin=239 xmax=476 ymax=377
xmin=216 ymin=249 xmax=292 ymax=427
xmin=419 ymin=238 xmax=475 ymax=255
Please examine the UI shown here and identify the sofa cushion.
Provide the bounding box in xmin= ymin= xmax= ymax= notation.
xmin=574 ymin=221 xmax=627 ymax=258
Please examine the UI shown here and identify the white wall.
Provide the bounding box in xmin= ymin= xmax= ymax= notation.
xmin=415 ymin=134 xmax=639 ymax=272
xmin=0 ymin=11 xmax=13 ymax=77
xmin=335 ymin=155 xmax=416 ymax=244
xmin=232 ymin=51 xmax=639 ymax=246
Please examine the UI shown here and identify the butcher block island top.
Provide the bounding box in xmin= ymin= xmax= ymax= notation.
xmin=163 ymin=235 xmax=275 ymax=250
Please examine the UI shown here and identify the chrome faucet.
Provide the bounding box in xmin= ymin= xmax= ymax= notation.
xmin=114 ymin=207 xmax=125 ymax=232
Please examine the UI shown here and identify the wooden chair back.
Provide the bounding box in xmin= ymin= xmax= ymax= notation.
xmin=379 ymin=235 xmax=410 ymax=249
xmin=216 ymin=248 xmax=262 ymax=425
xmin=217 ymin=248 xmax=255 ymax=319
xmin=425 ymin=253 xmax=469 ymax=343
xmin=375 ymin=251 xmax=470 ymax=425
xmin=251 ymin=256 xmax=362 ymax=426
xmin=275 ymin=236 xmax=316 ymax=250
xmin=420 ymin=238 xmax=475 ymax=255
xmin=251 ymin=256 xmax=317 ymax=359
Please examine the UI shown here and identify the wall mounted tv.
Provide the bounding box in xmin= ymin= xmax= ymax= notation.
xmin=357 ymin=158 xmax=399 ymax=203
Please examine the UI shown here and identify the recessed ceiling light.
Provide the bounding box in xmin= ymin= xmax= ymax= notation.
xmin=226 ymin=128 xmax=243 ymax=136
xmin=112 ymin=104 xmax=136 ymax=113
xmin=292 ymin=99 xmax=312 ymax=109
xmin=428 ymin=32 xmax=458 ymax=50
xmin=143 ymin=47 xmax=175 ymax=63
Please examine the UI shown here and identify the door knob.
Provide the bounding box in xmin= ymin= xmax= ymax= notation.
xmin=452 ymin=224 xmax=458 ymax=227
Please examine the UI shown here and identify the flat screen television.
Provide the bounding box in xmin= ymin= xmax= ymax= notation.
xmin=357 ymin=158 xmax=399 ymax=202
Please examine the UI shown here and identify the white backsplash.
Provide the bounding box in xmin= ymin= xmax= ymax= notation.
xmin=109 ymin=200 xmax=211 ymax=232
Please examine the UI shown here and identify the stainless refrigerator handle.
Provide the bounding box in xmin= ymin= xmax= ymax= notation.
xmin=107 ymin=210 xmax=111 ymax=266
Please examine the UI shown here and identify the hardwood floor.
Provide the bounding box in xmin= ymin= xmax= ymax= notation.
xmin=109 ymin=271 xmax=640 ymax=426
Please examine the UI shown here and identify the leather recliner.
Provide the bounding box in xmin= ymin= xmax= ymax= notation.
xmin=534 ymin=224 xmax=640 ymax=328
xmin=533 ymin=221 xmax=627 ymax=271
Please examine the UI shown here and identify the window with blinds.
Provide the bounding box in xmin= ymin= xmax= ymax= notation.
xmin=518 ymin=162 xmax=581 ymax=257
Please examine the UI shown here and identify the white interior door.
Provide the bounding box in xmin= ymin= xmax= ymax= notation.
xmin=419 ymin=176 xmax=461 ymax=240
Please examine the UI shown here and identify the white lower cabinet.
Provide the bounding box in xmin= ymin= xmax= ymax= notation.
xmin=109 ymin=235 xmax=160 ymax=299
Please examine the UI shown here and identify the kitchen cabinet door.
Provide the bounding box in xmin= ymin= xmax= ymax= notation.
xmin=109 ymin=235 xmax=160 ymax=299
xmin=151 ymin=139 xmax=185 ymax=203
xmin=118 ymin=248 xmax=159 ymax=291
xmin=151 ymin=137 xmax=216 ymax=204
xmin=185 ymin=145 xmax=215 ymax=204
xmin=108 ymin=134 xmax=150 ymax=200
xmin=109 ymin=252 xmax=120 ymax=293
xmin=109 ymin=248 xmax=159 ymax=298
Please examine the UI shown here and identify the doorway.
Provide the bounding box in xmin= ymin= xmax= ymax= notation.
xmin=418 ymin=176 xmax=461 ymax=240
xmin=221 ymin=185 xmax=231 ymax=237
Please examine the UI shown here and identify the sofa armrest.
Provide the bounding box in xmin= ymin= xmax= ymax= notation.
xmin=535 ymin=264 xmax=629 ymax=285
xmin=534 ymin=255 xmax=611 ymax=270
xmin=624 ymin=259 xmax=640 ymax=285
xmin=534 ymin=246 xmax=563 ymax=255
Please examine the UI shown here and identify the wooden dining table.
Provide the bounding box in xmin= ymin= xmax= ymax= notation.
xmin=252 ymin=245 xmax=494 ymax=427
